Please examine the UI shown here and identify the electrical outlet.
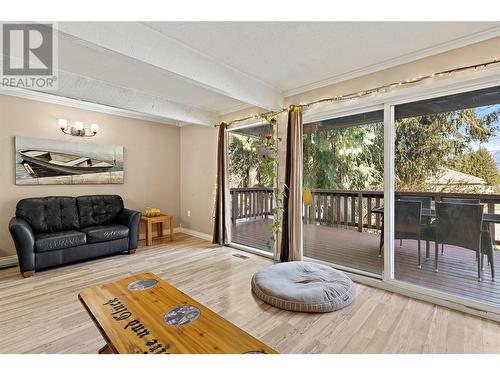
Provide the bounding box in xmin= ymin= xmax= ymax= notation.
xmin=187 ymin=210 xmax=191 ymax=217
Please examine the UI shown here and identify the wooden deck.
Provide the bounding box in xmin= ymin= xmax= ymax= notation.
xmin=232 ymin=219 xmax=500 ymax=306
xmin=232 ymin=219 xmax=275 ymax=252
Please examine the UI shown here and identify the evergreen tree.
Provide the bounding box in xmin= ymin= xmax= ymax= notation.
xmin=228 ymin=134 xmax=275 ymax=188
xmin=303 ymin=108 xmax=500 ymax=192
xmin=452 ymin=147 xmax=500 ymax=187
xmin=229 ymin=107 xmax=500 ymax=193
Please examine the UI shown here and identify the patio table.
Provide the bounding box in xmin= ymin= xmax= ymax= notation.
xmin=371 ymin=206 xmax=500 ymax=256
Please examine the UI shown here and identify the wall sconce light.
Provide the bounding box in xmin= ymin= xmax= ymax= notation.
xmin=59 ymin=119 xmax=99 ymax=137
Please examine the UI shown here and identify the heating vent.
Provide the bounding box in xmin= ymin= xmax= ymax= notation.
xmin=232 ymin=253 xmax=250 ymax=260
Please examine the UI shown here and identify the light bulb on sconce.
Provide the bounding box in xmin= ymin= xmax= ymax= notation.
xmin=59 ymin=120 xmax=100 ymax=137
xmin=58 ymin=118 xmax=68 ymax=130
xmin=74 ymin=121 xmax=84 ymax=131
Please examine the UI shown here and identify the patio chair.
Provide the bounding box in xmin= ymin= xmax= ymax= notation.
xmin=439 ymin=198 xmax=481 ymax=255
xmin=394 ymin=200 xmax=427 ymax=269
xmin=434 ymin=202 xmax=494 ymax=281
xmin=480 ymin=230 xmax=495 ymax=281
xmin=398 ymin=196 xmax=433 ymax=256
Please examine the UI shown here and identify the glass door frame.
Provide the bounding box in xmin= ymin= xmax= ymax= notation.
xmin=302 ymin=103 xmax=386 ymax=280
xmin=382 ymin=74 xmax=500 ymax=320
xmin=302 ymin=68 xmax=500 ymax=320
xmin=226 ymin=119 xmax=278 ymax=260
xmin=224 ymin=69 xmax=500 ymax=320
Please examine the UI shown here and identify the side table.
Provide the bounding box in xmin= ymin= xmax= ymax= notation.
xmin=141 ymin=214 xmax=174 ymax=246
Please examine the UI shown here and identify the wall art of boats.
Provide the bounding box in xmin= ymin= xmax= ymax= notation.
xmin=19 ymin=150 xmax=115 ymax=176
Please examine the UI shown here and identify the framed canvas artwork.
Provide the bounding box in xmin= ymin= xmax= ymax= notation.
xmin=15 ymin=136 xmax=124 ymax=185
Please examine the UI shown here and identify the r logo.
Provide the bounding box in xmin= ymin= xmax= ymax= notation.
xmin=2 ymin=23 xmax=53 ymax=76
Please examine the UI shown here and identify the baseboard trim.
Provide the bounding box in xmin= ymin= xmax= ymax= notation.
xmin=0 ymin=255 xmax=18 ymax=269
xmin=177 ymin=227 xmax=212 ymax=242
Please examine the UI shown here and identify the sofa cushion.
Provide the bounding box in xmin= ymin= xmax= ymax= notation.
xmin=76 ymin=195 xmax=124 ymax=228
xmin=35 ymin=230 xmax=87 ymax=253
xmin=17 ymin=197 xmax=80 ymax=234
xmin=80 ymin=224 xmax=129 ymax=244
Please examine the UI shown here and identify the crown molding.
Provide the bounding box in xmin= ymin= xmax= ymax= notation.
xmin=0 ymin=87 xmax=184 ymax=126
xmin=283 ymin=26 xmax=500 ymax=98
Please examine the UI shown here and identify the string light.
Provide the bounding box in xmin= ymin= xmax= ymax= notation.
xmin=215 ymin=58 xmax=500 ymax=128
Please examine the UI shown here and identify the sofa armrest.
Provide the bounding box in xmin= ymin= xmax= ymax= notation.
xmin=9 ymin=217 xmax=36 ymax=272
xmin=117 ymin=208 xmax=141 ymax=249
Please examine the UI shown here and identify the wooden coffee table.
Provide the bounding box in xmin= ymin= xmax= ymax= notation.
xmin=78 ymin=272 xmax=278 ymax=354
xmin=141 ymin=214 xmax=174 ymax=246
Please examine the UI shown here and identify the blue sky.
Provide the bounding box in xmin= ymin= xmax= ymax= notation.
xmin=472 ymin=103 xmax=500 ymax=151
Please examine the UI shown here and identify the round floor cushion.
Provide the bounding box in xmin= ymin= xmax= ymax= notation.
xmin=251 ymin=261 xmax=356 ymax=312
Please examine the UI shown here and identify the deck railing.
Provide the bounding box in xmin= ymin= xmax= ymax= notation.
xmin=303 ymin=189 xmax=383 ymax=232
xmin=230 ymin=187 xmax=500 ymax=243
xmin=230 ymin=187 xmax=274 ymax=222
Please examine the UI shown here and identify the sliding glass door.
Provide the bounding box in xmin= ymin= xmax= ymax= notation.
xmin=227 ymin=122 xmax=276 ymax=254
xmin=391 ymin=85 xmax=500 ymax=307
xmin=302 ymin=110 xmax=384 ymax=276
xmin=223 ymin=74 xmax=500 ymax=317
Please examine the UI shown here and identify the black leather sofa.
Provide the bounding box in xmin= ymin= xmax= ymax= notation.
xmin=9 ymin=195 xmax=141 ymax=277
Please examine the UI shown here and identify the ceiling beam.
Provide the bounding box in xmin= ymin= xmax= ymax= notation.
xmin=56 ymin=22 xmax=283 ymax=111
xmin=42 ymin=70 xmax=218 ymax=126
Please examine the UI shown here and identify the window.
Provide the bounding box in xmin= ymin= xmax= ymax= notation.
xmin=303 ymin=110 xmax=384 ymax=276
xmin=228 ymin=123 xmax=276 ymax=254
xmin=392 ymin=86 xmax=500 ymax=306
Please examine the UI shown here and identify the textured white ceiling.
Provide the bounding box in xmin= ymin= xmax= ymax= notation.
xmin=45 ymin=22 xmax=500 ymax=124
xmin=144 ymin=22 xmax=500 ymax=94
xmin=58 ymin=33 xmax=244 ymax=113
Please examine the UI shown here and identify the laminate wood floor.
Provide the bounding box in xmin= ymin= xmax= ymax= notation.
xmin=1 ymin=233 xmax=500 ymax=354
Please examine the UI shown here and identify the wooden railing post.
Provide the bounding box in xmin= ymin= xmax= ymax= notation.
xmin=375 ymin=197 xmax=381 ymax=230
xmin=367 ymin=196 xmax=372 ymax=229
xmin=307 ymin=193 xmax=313 ymax=224
xmin=240 ymin=191 xmax=243 ymax=220
xmin=269 ymin=190 xmax=274 ymax=218
xmin=357 ymin=193 xmax=363 ymax=232
xmin=351 ymin=195 xmax=356 ymax=229
xmin=488 ymin=202 xmax=496 ymax=245
xmin=329 ymin=193 xmax=334 ymax=227
xmin=264 ymin=190 xmax=268 ymax=219
xmin=231 ymin=190 xmax=236 ymax=223
xmin=343 ymin=195 xmax=348 ymax=226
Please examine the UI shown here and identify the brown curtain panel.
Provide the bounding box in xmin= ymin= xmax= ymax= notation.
xmin=280 ymin=106 xmax=304 ymax=262
xmin=212 ymin=123 xmax=231 ymax=245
